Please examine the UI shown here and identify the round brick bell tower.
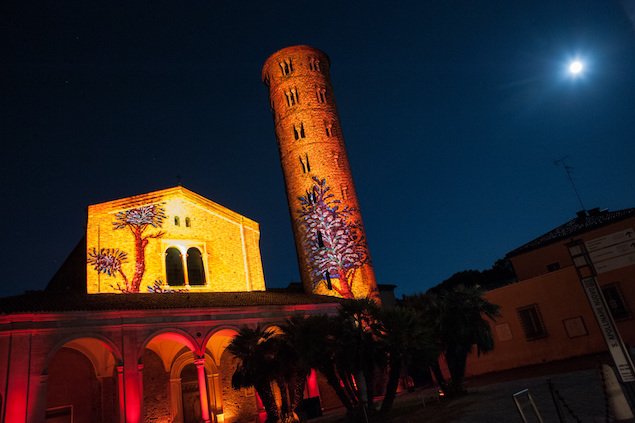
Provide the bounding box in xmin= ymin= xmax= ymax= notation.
xmin=262 ymin=45 xmax=379 ymax=301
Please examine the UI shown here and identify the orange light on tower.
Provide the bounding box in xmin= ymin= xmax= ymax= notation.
xmin=262 ymin=45 xmax=379 ymax=301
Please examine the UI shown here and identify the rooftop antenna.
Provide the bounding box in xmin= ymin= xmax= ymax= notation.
xmin=554 ymin=156 xmax=586 ymax=211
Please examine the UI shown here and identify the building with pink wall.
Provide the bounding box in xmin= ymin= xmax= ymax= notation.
xmin=467 ymin=208 xmax=635 ymax=377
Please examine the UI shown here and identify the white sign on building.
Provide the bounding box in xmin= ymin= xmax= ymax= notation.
xmin=585 ymin=228 xmax=635 ymax=274
xmin=581 ymin=277 xmax=635 ymax=382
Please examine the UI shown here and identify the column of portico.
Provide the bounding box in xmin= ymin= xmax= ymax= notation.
xmin=169 ymin=377 xmax=184 ymax=423
xmin=4 ymin=333 xmax=32 ymax=422
xmin=121 ymin=329 xmax=143 ymax=423
xmin=211 ymin=372 xmax=224 ymax=422
xmin=207 ymin=371 xmax=229 ymax=422
xmin=117 ymin=366 xmax=126 ymax=421
xmin=137 ymin=363 xmax=145 ymax=421
xmin=194 ymin=358 xmax=212 ymax=423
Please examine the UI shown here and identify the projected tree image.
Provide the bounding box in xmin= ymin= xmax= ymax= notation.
xmin=297 ymin=176 xmax=369 ymax=298
xmin=88 ymin=204 xmax=166 ymax=293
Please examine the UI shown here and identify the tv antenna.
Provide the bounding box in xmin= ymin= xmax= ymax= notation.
xmin=554 ymin=156 xmax=586 ymax=211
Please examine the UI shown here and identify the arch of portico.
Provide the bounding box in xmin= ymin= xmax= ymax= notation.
xmin=44 ymin=335 xmax=122 ymax=423
xmin=0 ymin=302 xmax=341 ymax=423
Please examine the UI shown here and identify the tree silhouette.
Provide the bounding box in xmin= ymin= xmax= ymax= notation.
xmin=87 ymin=204 xmax=165 ymax=292
xmin=228 ymin=326 xmax=281 ymax=423
xmin=297 ymin=176 xmax=368 ymax=298
xmin=404 ymin=285 xmax=500 ymax=395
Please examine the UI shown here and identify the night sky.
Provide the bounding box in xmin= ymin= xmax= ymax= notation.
xmin=2 ymin=1 xmax=635 ymax=298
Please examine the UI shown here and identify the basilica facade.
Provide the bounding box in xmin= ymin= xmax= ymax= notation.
xmin=0 ymin=46 xmax=376 ymax=423
xmin=0 ymin=186 xmax=342 ymax=423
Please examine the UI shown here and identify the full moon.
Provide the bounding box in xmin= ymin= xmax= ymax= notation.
xmin=568 ymin=60 xmax=584 ymax=75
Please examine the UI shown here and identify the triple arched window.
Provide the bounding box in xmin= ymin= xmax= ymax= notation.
xmin=165 ymin=247 xmax=206 ymax=286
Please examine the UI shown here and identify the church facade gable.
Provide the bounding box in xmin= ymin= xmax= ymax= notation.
xmin=86 ymin=187 xmax=265 ymax=294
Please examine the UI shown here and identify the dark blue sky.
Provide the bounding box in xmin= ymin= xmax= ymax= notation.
xmin=2 ymin=0 xmax=634 ymax=297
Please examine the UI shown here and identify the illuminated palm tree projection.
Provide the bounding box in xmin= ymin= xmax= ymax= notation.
xmin=87 ymin=204 xmax=166 ymax=293
xmin=297 ymin=176 xmax=369 ymax=299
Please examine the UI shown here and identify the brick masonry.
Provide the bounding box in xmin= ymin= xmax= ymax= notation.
xmin=262 ymin=45 xmax=379 ymax=301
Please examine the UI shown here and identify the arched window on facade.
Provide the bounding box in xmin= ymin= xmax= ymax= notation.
xmin=166 ymin=247 xmax=185 ymax=286
xmin=186 ymin=247 xmax=206 ymax=286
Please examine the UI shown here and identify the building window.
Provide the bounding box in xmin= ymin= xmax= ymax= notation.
xmin=299 ymin=154 xmax=311 ymax=173
xmin=186 ymin=247 xmax=206 ymax=286
xmin=165 ymin=247 xmax=185 ymax=286
xmin=316 ymin=88 xmax=327 ymax=104
xmin=285 ymin=88 xmax=299 ymax=107
xmin=166 ymin=246 xmax=206 ymax=287
xmin=546 ymin=262 xmax=560 ymax=272
xmin=325 ymin=123 xmax=333 ymax=137
xmin=341 ymin=185 xmax=348 ymax=200
xmin=517 ymin=305 xmax=547 ymax=340
xmin=174 ymin=216 xmax=180 ymax=226
xmin=279 ymin=58 xmax=293 ymax=76
xmin=309 ymin=57 xmax=321 ymax=72
xmin=185 ymin=217 xmax=191 ymax=228
xmin=332 ymin=152 xmax=341 ymax=168
xmin=602 ymin=283 xmax=631 ymax=320
xmin=293 ymin=123 xmax=306 ymax=140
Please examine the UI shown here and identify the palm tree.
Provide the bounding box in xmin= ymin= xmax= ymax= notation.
xmin=279 ymin=315 xmax=322 ymax=413
xmin=287 ymin=313 xmax=359 ymax=413
xmin=336 ymin=298 xmax=381 ymax=418
xmin=408 ymin=285 xmax=500 ymax=395
xmin=271 ymin=326 xmax=305 ymax=423
xmin=377 ymin=306 xmax=438 ymax=412
xmin=282 ymin=299 xmax=381 ymax=421
xmin=227 ymin=326 xmax=280 ymax=423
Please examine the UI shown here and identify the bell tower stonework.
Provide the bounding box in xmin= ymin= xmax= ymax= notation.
xmin=262 ymin=45 xmax=379 ymax=301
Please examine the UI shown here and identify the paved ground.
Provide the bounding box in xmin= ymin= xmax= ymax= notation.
xmin=314 ymin=355 xmax=620 ymax=422
xmin=424 ymin=368 xmax=607 ymax=422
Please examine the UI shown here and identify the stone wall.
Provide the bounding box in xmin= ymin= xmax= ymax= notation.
xmin=47 ymin=347 xmax=107 ymax=422
xmin=143 ymin=349 xmax=170 ymax=422
xmin=219 ymin=349 xmax=257 ymax=422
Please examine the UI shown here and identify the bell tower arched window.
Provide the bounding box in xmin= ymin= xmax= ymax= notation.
xmin=165 ymin=247 xmax=185 ymax=286
xmin=186 ymin=247 xmax=206 ymax=286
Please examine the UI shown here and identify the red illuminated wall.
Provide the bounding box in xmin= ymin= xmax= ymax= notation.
xmin=47 ymin=348 xmax=109 ymax=423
